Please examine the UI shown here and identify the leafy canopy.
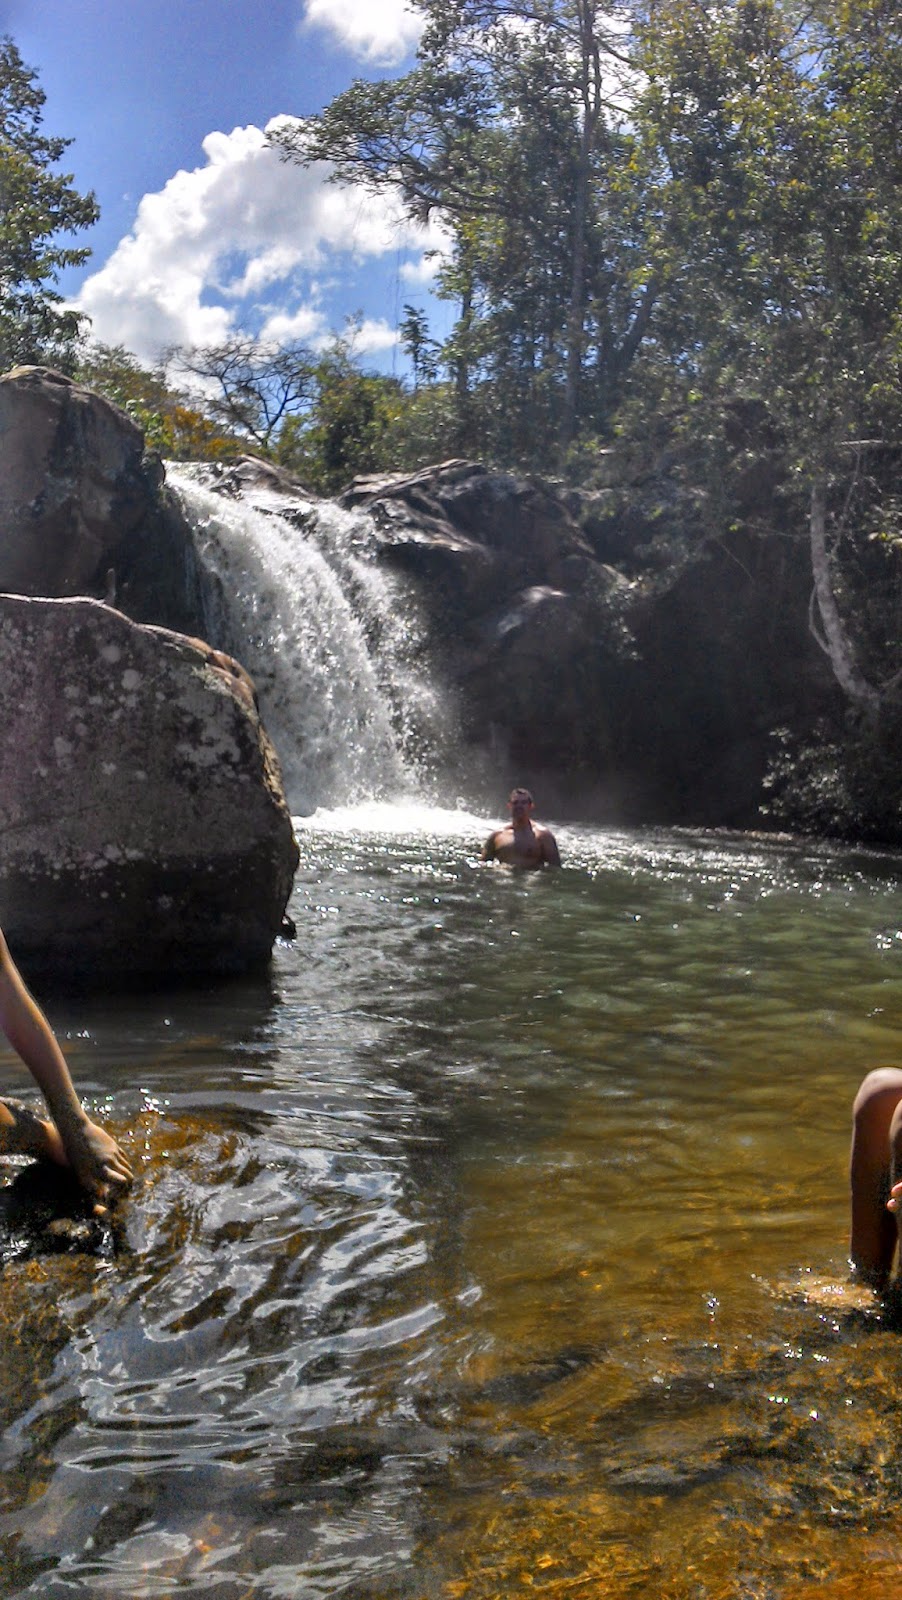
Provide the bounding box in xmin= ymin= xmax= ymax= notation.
xmin=0 ymin=35 xmax=98 ymax=371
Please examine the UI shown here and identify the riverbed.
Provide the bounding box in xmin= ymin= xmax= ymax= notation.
xmin=1 ymin=808 xmax=901 ymax=1598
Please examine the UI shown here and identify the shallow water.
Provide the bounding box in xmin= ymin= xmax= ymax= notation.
xmin=1 ymin=810 xmax=902 ymax=1598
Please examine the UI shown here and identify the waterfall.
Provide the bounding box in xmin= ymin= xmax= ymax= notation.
xmin=166 ymin=465 xmax=447 ymax=815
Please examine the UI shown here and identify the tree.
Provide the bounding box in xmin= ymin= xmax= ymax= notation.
xmin=632 ymin=0 xmax=902 ymax=717
xmin=276 ymin=329 xmax=405 ymax=493
xmin=0 ymin=36 xmax=98 ymax=372
xmin=270 ymin=0 xmax=655 ymax=464
xmin=399 ymin=303 xmax=440 ymax=390
xmin=168 ymin=323 xmax=405 ymax=491
xmin=77 ymin=343 xmax=239 ymax=459
xmin=171 ymin=336 xmax=318 ymax=453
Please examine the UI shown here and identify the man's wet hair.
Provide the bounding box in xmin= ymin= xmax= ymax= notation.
xmin=509 ymin=787 xmax=534 ymax=805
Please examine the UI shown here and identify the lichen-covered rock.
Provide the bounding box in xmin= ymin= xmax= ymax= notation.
xmin=0 ymin=595 xmax=298 ymax=983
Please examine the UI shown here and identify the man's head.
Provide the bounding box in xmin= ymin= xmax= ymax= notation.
xmin=508 ymin=787 xmax=534 ymax=819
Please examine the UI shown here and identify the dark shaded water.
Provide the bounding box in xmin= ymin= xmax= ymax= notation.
xmin=1 ymin=808 xmax=902 ymax=1598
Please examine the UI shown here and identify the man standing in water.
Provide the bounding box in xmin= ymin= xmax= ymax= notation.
xmin=481 ymin=787 xmax=561 ymax=869
xmin=0 ymin=930 xmax=132 ymax=1216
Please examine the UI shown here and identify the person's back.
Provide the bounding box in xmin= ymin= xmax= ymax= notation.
xmin=481 ymin=787 xmax=561 ymax=869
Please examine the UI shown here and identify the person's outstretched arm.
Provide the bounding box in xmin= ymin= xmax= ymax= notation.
xmin=0 ymin=930 xmax=132 ymax=1213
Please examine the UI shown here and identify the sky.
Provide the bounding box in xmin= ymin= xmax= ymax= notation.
xmin=4 ymin=0 xmax=451 ymax=374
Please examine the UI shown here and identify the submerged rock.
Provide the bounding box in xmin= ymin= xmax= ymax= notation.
xmin=0 ymin=595 xmax=298 ymax=983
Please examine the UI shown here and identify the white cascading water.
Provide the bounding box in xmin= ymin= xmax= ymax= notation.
xmin=166 ymin=465 xmax=448 ymax=815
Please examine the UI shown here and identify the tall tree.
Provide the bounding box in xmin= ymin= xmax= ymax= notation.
xmin=275 ymin=327 xmax=405 ymax=493
xmin=270 ymin=0 xmax=654 ymax=462
xmin=399 ymin=303 xmax=439 ymax=390
xmin=0 ymin=36 xmax=98 ymax=371
xmin=632 ymin=0 xmax=902 ymax=714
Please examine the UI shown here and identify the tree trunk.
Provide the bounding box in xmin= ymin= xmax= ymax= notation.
xmin=809 ymin=475 xmax=879 ymax=710
xmin=562 ymin=0 xmax=601 ymax=453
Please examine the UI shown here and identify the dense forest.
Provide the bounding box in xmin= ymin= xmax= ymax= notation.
xmin=2 ymin=2 xmax=901 ymax=840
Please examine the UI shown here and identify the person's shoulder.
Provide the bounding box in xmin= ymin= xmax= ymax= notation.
xmin=538 ymin=825 xmax=561 ymax=864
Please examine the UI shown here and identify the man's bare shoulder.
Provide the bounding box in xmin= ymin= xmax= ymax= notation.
xmin=537 ymin=825 xmax=562 ymax=866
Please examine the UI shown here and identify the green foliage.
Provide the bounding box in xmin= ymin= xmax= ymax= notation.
xmin=618 ymin=1 xmax=902 ymax=732
xmin=631 ymin=0 xmax=902 ymax=462
xmin=270 ymin=0 xmax=653 ymax=463
xmin=0 ymin=36 xmax=98 ymax=372
xmin=275 ymin=333 xmax=405 ymax=494
xmin=399 ymin=304 xmax=440 ymax=389
xmin=762 ymin=709 xmax=902 ymax=846
xmin=377 ymin=382 xmax=463 ymax=469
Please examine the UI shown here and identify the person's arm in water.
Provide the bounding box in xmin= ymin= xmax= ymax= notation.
xmin=0 ymin=930 xmax=132 ymax=1213
xmin=481 ymin=831 xmax=498 ymax=862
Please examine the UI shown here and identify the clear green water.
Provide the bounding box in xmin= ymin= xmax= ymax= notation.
xmin=1 ymin=808 xmax=901 ymax=1598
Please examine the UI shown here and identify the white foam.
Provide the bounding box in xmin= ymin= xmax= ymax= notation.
xmin=296 ymin=800 xmax=488 ymax=840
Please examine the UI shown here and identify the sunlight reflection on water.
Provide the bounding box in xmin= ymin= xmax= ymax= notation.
xmin=0 ymin=813 xmax=901 ymax=1596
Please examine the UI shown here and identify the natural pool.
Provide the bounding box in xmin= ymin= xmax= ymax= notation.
xmin=1 ymin=807 xmax=901 ymax=1598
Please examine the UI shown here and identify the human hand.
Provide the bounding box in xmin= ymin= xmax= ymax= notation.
xmin=59 ymin=1117 xmax=133 ymax=1216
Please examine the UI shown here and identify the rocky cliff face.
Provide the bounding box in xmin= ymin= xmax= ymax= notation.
xmin=340 ymin=460 xmax=840 ymax=823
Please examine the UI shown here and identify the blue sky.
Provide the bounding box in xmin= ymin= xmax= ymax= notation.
xmin=4 ymin=0 xmax=451 ymax=372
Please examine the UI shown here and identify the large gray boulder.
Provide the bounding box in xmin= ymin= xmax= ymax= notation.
xmin=0 ymin=365 xmax=148 ymax=595
xmin=0 ymin=366 xmax=210 ymax=636
xmin=339 ymin=461 xmax=638 ymax=804
xmin=342 ymin=459 xmax=596 ymax=604
xmin=0 ymin=595 xmax=298 ymax=982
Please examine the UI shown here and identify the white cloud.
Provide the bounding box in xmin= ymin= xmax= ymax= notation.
xmin=399 ymin=251 xmax=443 ymax=287
xmin=301 ymin=0 xmax=423 ymax=65
xmin=259 ymin=305 xmax=328 ymax=344
xmin=349 ymin=317 xmax=399 ymax=354
xmin=75 ymin=119 xmax=433 ymax=365
xmin=220 ymin=244 xmax=307 ymax=300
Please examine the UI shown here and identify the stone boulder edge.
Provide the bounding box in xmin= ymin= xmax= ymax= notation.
xmin=0 ymin=595 xmax=299 ymax=983
xmin=341 ymin=459 xmax=597 ymax=605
